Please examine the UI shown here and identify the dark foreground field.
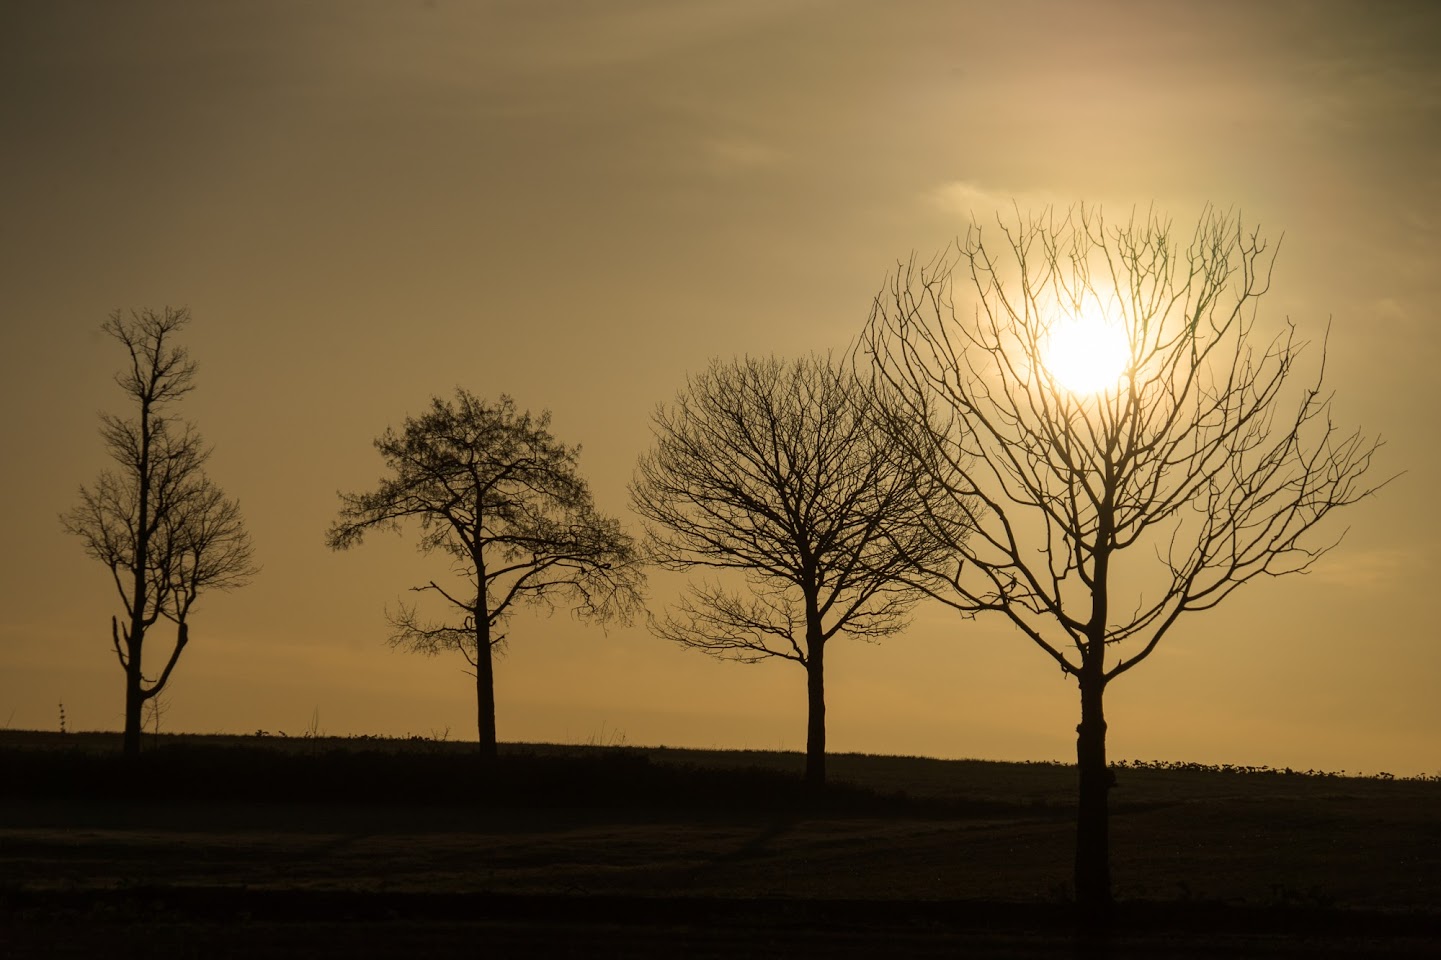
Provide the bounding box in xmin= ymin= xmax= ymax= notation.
xmin=2 ymin=732 xmax=1439 ymax=957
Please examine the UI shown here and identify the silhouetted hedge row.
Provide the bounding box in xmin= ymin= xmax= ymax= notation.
xmin=0 ymin=741 xmax=1047 ymax=817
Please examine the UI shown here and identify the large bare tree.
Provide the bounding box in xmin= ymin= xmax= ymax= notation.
xmin=860 ymin=206 xmax=1385 ymax=924
xmin=326 ymin=390 xmax=645 ymax=764
xmin=630 ymin=354 xmax=964 ymax=789
xmin=61 ymin=308 xmax=257 ymax=759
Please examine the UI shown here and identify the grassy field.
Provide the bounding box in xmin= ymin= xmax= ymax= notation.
xmin=2 ymin=731 xmax=1439 ymax=956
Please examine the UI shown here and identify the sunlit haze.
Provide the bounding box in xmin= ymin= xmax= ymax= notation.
xmin=1 ymin=0 xmax=1436 ymax=778
xmin=1041 ymin=301 xmax=1131 ymax=396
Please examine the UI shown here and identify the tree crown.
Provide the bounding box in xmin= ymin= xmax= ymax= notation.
xmin=62 ymin=308 xmax=256 ymax=629
xmin=862 ymin=205 xmax=1384 ymax=682
xmin=328 ymin=389 xmax=644 ymax=659
xmin=632 ymin=353 xmax=963 ymax=662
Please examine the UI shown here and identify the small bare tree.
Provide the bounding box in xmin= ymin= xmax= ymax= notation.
xmin=861 ymin=206 xmax=1385 ymax=924
xmin=326 ymin=390 xmax=645 ymax=764
xmin=142 ymin=684 xmax=173 ymax=744
xmin=631 ymin=354 xmax=964 ymax=789
xmin=61 ymin=308 xmax=257 ymax=759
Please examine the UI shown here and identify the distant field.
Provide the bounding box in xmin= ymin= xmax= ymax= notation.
xmin=3 ymin=731 xmax=1439 ymax=957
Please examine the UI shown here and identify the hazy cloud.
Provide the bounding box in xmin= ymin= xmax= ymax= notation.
xmin=926 ymin=179 xmax=1114 ymax=226
xmin=1310 ymin=546 xmax=1417 ymax=591
xmin=1372 ymin=298 xmax=1414 ymax=331
xmin=469 ymin=0 xmax=826 ymax=75
xmin=701 ymin=136 xmax=786 ymax=177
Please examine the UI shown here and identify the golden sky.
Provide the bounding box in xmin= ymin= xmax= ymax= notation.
xmin=2 ymin=0 xmax=1436 ymax=774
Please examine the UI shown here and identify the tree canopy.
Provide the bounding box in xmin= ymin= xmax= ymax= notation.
xmin=327 ymin=389 xmax=644 ymax=760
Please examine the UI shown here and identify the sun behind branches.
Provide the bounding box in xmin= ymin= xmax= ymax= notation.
xmin=1041 ymin=297 xmax=1130 ymax=396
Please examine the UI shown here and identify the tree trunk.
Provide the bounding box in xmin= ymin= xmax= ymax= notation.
xmin=1074 ymin=670 xmax=1112 ymax=928
xmin=126 ymin=390 xmax=152 ymax=763
xmin=804 ymin=636 xmax=826 ymax=791
xmin=122 ymin=647 xmax=144 ymax=759
xmin=475 ymin=622 xmax=498 ymax=766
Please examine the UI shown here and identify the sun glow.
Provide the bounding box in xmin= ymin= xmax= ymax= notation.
xmin=1040 ymin=300 xmax=1131 ymax=396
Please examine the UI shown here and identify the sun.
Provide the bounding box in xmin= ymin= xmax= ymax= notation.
xmin=1041 ymin=299 xmax=1131 ymax=396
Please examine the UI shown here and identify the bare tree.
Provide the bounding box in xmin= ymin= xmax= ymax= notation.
xmin=326 ymin=390 xmax=645 ymax=764
xmin=630 ymin=354 xmax=964 ymax=789
xmin=61 ymin=308 xmax=257 ymax=759
xmin=860 ymin=206 xmax=1385 ymax=924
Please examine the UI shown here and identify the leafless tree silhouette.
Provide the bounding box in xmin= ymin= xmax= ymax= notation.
xmin=631 ymin=354 xmax=965 ymax=788
xmin=61 ymin=308 xmax=256 ymax=759
xmin=859 ymin=206 xmax=1386 ymax=925
xmin=326 ymin=390 xmax=645 ymax=764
